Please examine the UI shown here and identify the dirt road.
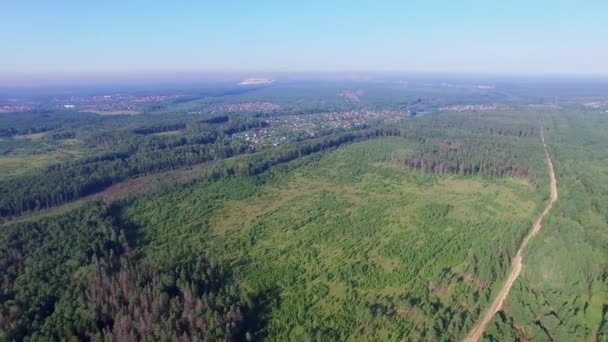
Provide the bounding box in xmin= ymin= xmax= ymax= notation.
xmin=463 ymin=127 xmax=558 ymax=342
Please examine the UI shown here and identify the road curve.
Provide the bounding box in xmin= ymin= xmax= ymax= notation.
xmin=463 ymin=127 xmax=558 ymax=342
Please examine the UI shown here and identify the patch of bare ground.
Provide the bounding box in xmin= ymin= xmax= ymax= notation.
xmin=392 ymin=306 xmax=427 ymax=329
xmin=86 ymin=162 xmax=215 ymax=203
xmin=429 ymin=281 xmax=453 ymax=300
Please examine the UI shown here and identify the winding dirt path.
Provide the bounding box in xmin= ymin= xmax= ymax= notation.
xmin=464 ymin=127 xmax=558 ymax=342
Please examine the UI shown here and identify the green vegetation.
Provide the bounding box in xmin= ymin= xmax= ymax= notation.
xmin=142 ymin=138 xmax=539 ymax=340
xmin=0 ymin=202 xmax=252 ymax=340
xmin=484 ymin=110 xmax=608 ymax=341
xmin=2 ymin=80 xmax=608 ymax=340
xmin=0 ymin=141 xmax=85 ymax=179
xmin=0 ymin=117 xmax=266 ymax=215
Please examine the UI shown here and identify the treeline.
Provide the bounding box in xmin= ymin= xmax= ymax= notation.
xmin=0 ymin=110 xmax=101 ymax=137
xmin=202 ymin=115 xmax=230 ymax=124
xmin=86 ymin=117 xmax=267 ymax=148
xmin=392 ymin=139 xmax=532 ymax=178
xmin=400 ymin=111 xmax=538 ymax=139
xmin=132 ymin=122 xmax=187 ymax=135
xmin=0 ymin=202 xmax=254 ymax=341
xmin=47 ymin=130 xmax=76 ymax=140
xmin=0 ymin=118 xmax=273 ymax=217
xmin=0 ymin=123 xmax=395 ymax=217
xmin=0 ymin=139 xmax=250 ymax=216
xmin=178 ymin=126 xmax=425 ymax=185
xmin=129 ymin=114 xmax=262 ymax=136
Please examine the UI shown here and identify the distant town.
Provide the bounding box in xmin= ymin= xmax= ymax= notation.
xmin=0 ymin=94 xmax=185 ymax=114
xmin=439 ymin=104 xmax=506 ymax=112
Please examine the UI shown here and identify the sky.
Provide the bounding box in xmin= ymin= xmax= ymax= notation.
xmin=1 ymin=0 xmax=608 ymax=81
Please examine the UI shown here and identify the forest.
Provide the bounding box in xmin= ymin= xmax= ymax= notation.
xmin=0 ymin=203 xmax=253 ymax=340
xmin=1 ymin=81 xmax=608 ymax=341
xmin=484 ymin=110 xmax=608 ymax=341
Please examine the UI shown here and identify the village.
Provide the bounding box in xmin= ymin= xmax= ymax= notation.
xmin=233 ymin=108 xmax=410 ymax=147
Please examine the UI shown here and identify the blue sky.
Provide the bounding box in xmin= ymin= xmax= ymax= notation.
xmin=1 ymin=0 xmax=607 ymax=77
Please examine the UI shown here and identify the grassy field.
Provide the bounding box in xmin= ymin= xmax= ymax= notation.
xmin=0 ymin=154 xmax=60 ymax=177
xmin=0 ymin=138 xmax=86 ymax=178
xmin=122 ymin=137 xmax=543 ymax=340
xmin=13 ymin=132 xmax=47 ymax=140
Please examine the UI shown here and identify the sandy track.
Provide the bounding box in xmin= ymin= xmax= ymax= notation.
xmin=463 ymin=127 xmax=558 ymax=342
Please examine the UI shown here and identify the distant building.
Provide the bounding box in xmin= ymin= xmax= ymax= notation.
xmin=64 ymin=104 xmax=75 ymax=109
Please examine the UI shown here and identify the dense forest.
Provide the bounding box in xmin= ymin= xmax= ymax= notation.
xmin=0 ymin=203 xmax=254 ymax=341
xmin=393 ymin=138 xmax=531 ymax=178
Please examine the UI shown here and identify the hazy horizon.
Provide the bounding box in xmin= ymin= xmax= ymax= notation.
xmin=3 ymin=70 xmax=608 ymax=89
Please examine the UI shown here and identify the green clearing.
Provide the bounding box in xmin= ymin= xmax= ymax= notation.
xmin=121 ymin=138 xmax=542 ymax=340
xmin=13 ymin=132 xmax=47 ymax=140
xmin=0 ymin=139 xmax=86 ymax=178
xmin=0 ymin=155 xmax=59 ymax=177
